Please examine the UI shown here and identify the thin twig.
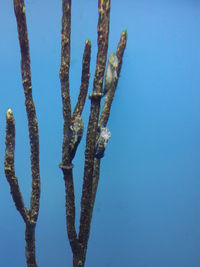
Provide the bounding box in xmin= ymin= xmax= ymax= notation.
xmin=4 ymin=109 xmax=29 ymax=223
xmin=99 ymin=31 xmax=128 ymax=127
xmin=72 ymin=40 xmax=91 ymax=124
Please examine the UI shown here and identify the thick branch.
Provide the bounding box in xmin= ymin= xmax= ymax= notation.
xmin=63 ymin=170 xmax=79 ymax=256
xmin=82 ymin=31 xmax=128 ymax=266
xmin=25 ymin=223 xmax=37 ymax=267
xmin=60 ymin=0 xmax=72 ymax=168
xmin=59 ymin=0 xmax=79 ymax=258
xmin=91 ymin=158 xmax=101 ymax=214
xmin=59 ymin=2 xmax=127 ymax=267
xmin=14 ymin=0 xmax=40 ymax=224
xmin=91 ymin=31 xmax=127 ymax=223
xmin=92 ymin=0 xmax=110 ymax=95
xmin=60 ymin=0 xmax=71 ymax=122
xmin=78 ymin=0 xmax=111 ymax=260
xmin=4 ymin=2 xmax=41 ymax=266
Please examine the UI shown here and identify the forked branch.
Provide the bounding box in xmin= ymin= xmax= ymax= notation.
xmin=59 ymin=1 xmax=127 ymax=267
xmin=4 ymin=1 xmax=40 ymax=266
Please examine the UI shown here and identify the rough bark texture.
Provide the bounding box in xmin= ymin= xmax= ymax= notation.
xmin=13 ymin=0 xmax=40 ymax=225
xmin=79 ymin=29 xmax=127 ymax=267
xmin=64 ymin=170 xmax=79 ymax=255
xmin=4 ymin=1 xmax=41 ymax=266
xmin=59 ymin=0 xmax=78 ymax=257
xmin=25 ymin=224 xmax=37 ymax=267
xmin=4 ymin=110 xmax=29 ymax=224
xmin=72 ymin=40 xmax=91 ymax=124
xmin=4 ymin=0 xmax=127 ymax=266
xmin=60 ymin=0 xmax=72 ymax=171
xmin=59 ymin=0 xmax=127 ymax=266
xmin=78 ymin=2 xmax=111 ymax=257
xmin=99 ymin=31 xmax=128 ymax=127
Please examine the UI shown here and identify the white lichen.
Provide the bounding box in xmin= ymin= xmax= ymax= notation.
xmin=95 ymin=127 xmax=111 ymax=159
xmin=103 ymin=52 xmax=119 ymax=96
xmin=69 ymin=115 xmax=84 ymax=158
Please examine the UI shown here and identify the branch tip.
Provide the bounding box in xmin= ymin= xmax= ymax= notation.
xmin=85 ymin=39 xmax=91 ymax=46
xmin=122 ymin=30 xmax=128 ymax=37
xmin=6 ymin=109 xmax=14 ymax=120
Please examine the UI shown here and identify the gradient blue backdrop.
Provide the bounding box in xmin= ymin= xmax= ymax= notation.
xmin=0 ymin=0 xmax=200 ymax=266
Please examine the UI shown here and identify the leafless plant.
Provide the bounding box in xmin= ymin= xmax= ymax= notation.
xmin=4 ymin=1 xmax=40 ymax=267
xmin=59 ymin=1 xmax=127 ymax=266
xmin=4 ymin=1 xmax=127 ymax=266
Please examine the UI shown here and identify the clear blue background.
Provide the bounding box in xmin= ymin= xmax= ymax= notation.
xmin=0 ymin=0 xmax=200 ymax=266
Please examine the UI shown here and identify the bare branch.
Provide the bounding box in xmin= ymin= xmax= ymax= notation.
xmin=60 ymin=0 xmax=72 ymax=169
xmin=78 ymin=1 xmax=111 ymax=263
xmin=13 ymin=0 xmax=40 ymax=224
xmin=90 ymin=30 xmax=128 ymax=228
xmin=72 ymin=40 xmax=91 ymax=124
xmin=64 ymin=171 xmax=79 ymax=256
xmin=59 ymin=2 xmax=127 ymax=267
xmin=59 ymin=0 xmax=79 ymax=258
xmin=4 ymin=109 xmax=29 ymax=223
xmin=99 ymin=30 xmax=128 ymax=127
xmin=4 ymin=1 xmax=41 ymax=266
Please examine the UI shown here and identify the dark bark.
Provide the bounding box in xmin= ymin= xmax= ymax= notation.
xmin=59 ymin=1 xmax=127 ymax=266
xmin=25 ymin=224 xmax=37 ymax=267
xmin=4 ymin=1 xmax=41 ymax=266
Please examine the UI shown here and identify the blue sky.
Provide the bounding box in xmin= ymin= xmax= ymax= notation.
xmin=0 ymin=0 xmax=200 ymax=266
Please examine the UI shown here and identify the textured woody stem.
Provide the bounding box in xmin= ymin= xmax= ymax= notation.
xmin=59 ymin=1 xmax=127 ymax=266
xmin=90 ymin=158 xmax=101 ymax=215
xmin=4 ymin=109 xmax=29 ymax=223
xmin=59 ymin=0 xmax=80 ymax=258
xmin=91 ymin=31 xmax=128 ymax=210
xmin=72 ymin=40 xmax=91 ymax=123
xmin=60 ymin=0 xmax=72 ymax=169
xmin=63 ymin=169 xmax=79 ymax=255
xmin=78 ymin=1 xmax=110 ymax=264
xmin=25 ymin=223 xmax=37 ymax=267
xmin=84 ymin=31 xmax=128 ymax=267
xmin=99 ymin=31 xmax=128 ymax=127
xmin=4 ymin=1 xmax=40 ymax=266
xmin=14 ymin=0 xmax=40 ymax=225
